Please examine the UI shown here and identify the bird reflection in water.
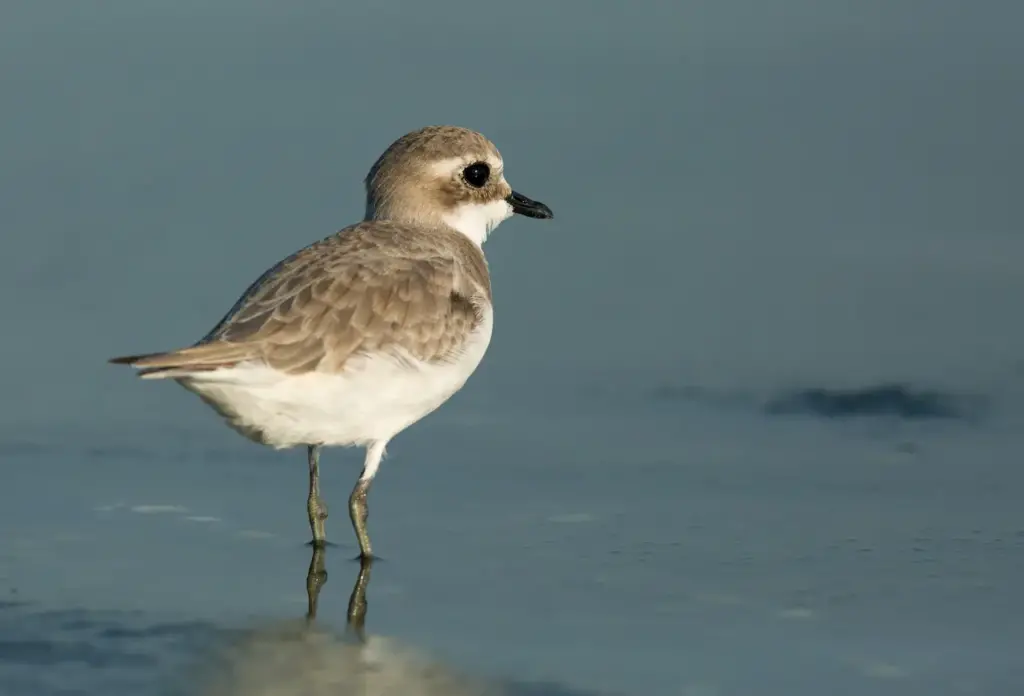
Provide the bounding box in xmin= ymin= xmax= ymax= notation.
xmin=193 ymin=547 xmax=500 ymax=696
xmin=304 ymin=545 xmax=370 ymax=641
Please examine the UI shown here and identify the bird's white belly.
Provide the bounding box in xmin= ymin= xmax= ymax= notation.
xmin=178 ymin=311 xmax=493 ymax=449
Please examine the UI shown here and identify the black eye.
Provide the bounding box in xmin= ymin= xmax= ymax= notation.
xmin=462 ymin=162 xmax=490 ymax=188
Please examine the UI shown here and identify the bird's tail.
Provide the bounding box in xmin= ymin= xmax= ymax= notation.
xmin=109 ymin=343 xmax=257 ymax=379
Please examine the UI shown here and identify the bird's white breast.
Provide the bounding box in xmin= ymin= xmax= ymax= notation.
xmin=178 ymin=306 xmax=494 ymax=449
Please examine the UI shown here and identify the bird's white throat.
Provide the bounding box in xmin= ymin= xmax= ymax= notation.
xmin=442 ymin=199 xmax=513 ymax=246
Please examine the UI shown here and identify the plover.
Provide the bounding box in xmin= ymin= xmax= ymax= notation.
xmin=110 ymin=125 xmax=553 ymax=557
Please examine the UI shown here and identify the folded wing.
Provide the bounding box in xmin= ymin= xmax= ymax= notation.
xmin=110 ymin=226 xmax=484 ymax=379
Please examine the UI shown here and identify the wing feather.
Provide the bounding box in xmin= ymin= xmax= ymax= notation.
xmin=109 ymin=222 xmax=488 ymax=379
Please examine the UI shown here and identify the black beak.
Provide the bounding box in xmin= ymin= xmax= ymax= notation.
xmin=507 ymin=190 xmax=554 ymax=220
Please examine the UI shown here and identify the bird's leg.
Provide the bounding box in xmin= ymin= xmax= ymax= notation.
xmin=348 ymin=480 xmax=371 ymax=557
xmin=307 ymin=444 xmax=328 ymax=546
xmin=349 ymin=441 xmax=386 ymax=559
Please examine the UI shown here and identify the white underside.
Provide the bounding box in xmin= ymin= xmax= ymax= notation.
xmin=172 ymin=308 xmax=493 ymax=450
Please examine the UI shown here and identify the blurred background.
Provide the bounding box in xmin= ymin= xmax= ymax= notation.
xmin=1 ymin=1 xmax=1023 ymax=695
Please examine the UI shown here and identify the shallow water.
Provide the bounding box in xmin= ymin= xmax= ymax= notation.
xmin=3 ymin=1 xmax=1024 ymax=694
xmin=4 ymin=396 xmax=1024 ymax=694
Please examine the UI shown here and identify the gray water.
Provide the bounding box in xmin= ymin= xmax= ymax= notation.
xmin=2 ymin=1 xmax=1024 ymax=694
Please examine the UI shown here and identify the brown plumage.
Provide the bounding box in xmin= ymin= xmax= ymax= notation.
xmin=109 ymin=220 xmax=491 ymax=378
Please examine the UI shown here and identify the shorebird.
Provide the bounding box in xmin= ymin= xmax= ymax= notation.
xmin=110 ymin=125 xmax=553 ymax=557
